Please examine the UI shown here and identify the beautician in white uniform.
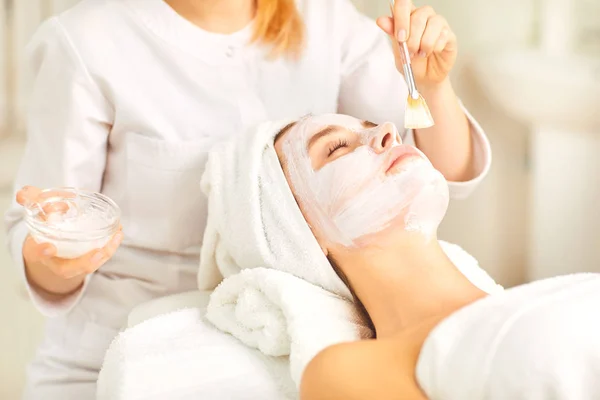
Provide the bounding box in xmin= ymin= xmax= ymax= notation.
xmin=4 ymin=0 xmax=491 ymax=398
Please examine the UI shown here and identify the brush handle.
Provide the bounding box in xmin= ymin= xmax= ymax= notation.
xmin=400 ymin=42 xmax=418 ymax=98
xmin=389 ymin=0 xmax=419 ymax=99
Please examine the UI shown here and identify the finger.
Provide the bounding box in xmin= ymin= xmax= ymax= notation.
xmin=45 ymin=226 xmax=123 ymax=277
xmin=86 ymin=248 xmax=112 ymax=273
xmin=376 ymin=16 xmax=394 ymax=36
xmin=392 ymin=0 xmax=413 ymax=42
xmin=39 ymin=192 xmax=78 ymax=217
xmin=16 ymin=186 xmax=43 ymax=206
xmin=41 ymin=201 xmax=72 ymax=215
xmin=24 ymin=236 xmax=56 ymax=262
xmin=18 ymin=187 xmax=76 ymax=205
xmin=407 ymin=6 xmax=436 ymax=56
xmin=17 ymin=187 xmax=79 ymax=224
xmin=103 ymin=231 xmax=124 ymax=259
xmin=46 ymin=249 xmax=107 ymax=278
xmin=47 ymin=244 xmax=109 ymax=276
xmin=37 ymin=243 xmax=57 ymax=260
xmin=419 ymin=15 xmax=447 ymax=57
xmin=27 ymin=199 xmax=74 ymax=223
xmin=38 ymin=189 xmax=77 ymax=200
xmin=438 ymin=29 xmax=457 ymax=53
xmin=433 ymin=28 xmax=452 ymax=53
xmin=84 ymin=230 xmax=123 ymax=273
xmin=45 ymin=256 xmax=80 ymax=279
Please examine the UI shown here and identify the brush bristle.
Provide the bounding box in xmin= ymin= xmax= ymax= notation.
xmin=405 ymin=95 xmax=434 ymax=130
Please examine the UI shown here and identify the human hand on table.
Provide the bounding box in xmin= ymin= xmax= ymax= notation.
xmin=16 ymin=186 xmax=123 ymax=293
xmin=376 ymin=0 xmax=458 ymax=90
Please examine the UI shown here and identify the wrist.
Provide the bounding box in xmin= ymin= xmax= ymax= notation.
xmin=28 ymin=275 xmax=84 ymax=299
xmin=418 ymin=77 xmax=453 ymax=100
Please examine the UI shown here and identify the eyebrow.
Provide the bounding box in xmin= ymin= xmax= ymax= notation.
xmin=307 ymin=126 xmax=339 ymax=149
xmin=362 ymin=120 xmax=377 ymax=128
xmin=274 ymin=121 xmax=298 ymax=143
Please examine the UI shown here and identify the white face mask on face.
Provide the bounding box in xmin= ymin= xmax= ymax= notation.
xmin=281 ymin=114 xmax=449 ymax=248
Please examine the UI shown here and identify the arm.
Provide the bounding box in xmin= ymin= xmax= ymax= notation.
xmin=300 ymin=341 xmax=427 ymax=400
xmin=415 ymin=79 xmax=472 ymax=182
xmin=3 ymin=17 xmax=113 ymax=317
xmin=335 ymin=0 xmax=490 ymax=199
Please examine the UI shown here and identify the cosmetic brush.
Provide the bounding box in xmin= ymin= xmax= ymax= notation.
xmin=389 ymin=0 xmax=434 ymax=130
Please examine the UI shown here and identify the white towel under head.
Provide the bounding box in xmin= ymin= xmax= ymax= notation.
xmin=206 ymin=241 xmax=502 ymax=387
xmin=206 ymin=267 xmax=373 ymax=386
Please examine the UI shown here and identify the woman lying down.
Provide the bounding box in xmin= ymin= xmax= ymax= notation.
xmin=198 ymin=113 xmax=600 ymax=400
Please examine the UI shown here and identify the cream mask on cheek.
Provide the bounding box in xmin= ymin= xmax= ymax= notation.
xmin=281 ymin=114 xmax=449 ymax=247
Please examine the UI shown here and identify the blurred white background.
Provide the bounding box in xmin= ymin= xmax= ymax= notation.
xmin=0 ymin=0 xmax=598 ymax=398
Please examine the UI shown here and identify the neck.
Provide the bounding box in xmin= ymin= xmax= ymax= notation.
xmin=164 ymin=0 xmax=256 ymax=34
xmin=341 ymin=237 xmax=487 ymax=338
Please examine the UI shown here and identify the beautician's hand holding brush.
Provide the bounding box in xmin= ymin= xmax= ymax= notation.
xmin=381 ymin=0 xmax=459 ymax=130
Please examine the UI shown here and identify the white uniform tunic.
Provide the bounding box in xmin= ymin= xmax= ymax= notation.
xmin=3 ymin=0 xmax=491 ymax=398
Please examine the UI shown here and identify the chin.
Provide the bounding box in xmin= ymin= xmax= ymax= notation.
xmin=413 ymin=169 xmax=449 ymax=220
xmin=350 ymin=182 xmax=449 ymax=248
xmin=321 ymin=168 xmax=450 ymax=249
xmin=389 ymin=171 xmax=449 ymax=239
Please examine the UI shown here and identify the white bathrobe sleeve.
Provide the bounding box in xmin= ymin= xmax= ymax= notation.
xmin=335 ymin=0 xmax=491 ymax=200
xmin=3 ymin=17 xmax=113 ymax=317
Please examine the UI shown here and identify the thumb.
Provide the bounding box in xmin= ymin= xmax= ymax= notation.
xmin=24 ymin=235 xmax=56 ymax=264
xmin=38 ymin=243 xmax=57 ymax=259
xmin=16 ymin=186 xmax=42 ymax=206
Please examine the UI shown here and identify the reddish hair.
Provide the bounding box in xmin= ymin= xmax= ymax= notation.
xmin=251 ymin=0 xmax=305 ymax=59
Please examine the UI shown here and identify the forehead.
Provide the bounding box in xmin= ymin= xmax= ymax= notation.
xmin=289 ymin=114 xmax=364 ymax=138
xmin=306 ymin=114 xmax=362 ymax=127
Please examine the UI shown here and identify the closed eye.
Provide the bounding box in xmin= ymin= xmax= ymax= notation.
xmin=328 ymin=139 xmax=348 ymax=157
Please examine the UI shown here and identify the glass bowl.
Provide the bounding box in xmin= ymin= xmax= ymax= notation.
xmin=23 ymin=187 xmax=121 ymax=259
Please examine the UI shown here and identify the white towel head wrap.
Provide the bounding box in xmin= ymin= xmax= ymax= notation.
xmin=198 ymin=119 xmax=353 ymax=300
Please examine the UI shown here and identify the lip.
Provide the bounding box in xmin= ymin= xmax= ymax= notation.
xmin=384 ymin=145 xmax=422 ymax=174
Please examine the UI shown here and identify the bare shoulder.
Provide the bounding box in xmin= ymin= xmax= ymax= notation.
xmin=300 ymin=338 xmax=428 ymax=400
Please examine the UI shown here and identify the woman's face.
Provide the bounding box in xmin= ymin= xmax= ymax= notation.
xmin=274 ymin=114 xmax=449 ymax=249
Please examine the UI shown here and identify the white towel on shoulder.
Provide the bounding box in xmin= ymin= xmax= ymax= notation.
xmin=417 ymin=273 xmax=600 ymax=400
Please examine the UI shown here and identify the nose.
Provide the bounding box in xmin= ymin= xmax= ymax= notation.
xmin=370 ymin=122 xmax=399 ymax=153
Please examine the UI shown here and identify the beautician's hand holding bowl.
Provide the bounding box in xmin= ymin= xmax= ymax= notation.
xmin=378 ymin=0 xmax=458 ymax=88
xmin=16 ymin=186 xmax=123 ymax=297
